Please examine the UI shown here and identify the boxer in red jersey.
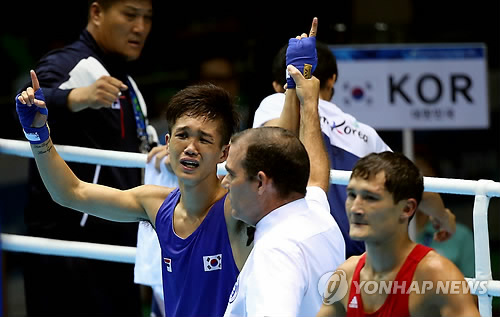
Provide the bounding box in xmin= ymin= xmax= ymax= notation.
xmin=317 ymin=152 xmax=479 ymax=317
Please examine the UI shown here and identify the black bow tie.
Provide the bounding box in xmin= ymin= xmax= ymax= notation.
xmin=246 ymin=226 xmax=256 ymax=246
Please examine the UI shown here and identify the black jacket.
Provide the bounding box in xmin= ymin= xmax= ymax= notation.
xmin=22 ymin=30 xmax=146 ymax=246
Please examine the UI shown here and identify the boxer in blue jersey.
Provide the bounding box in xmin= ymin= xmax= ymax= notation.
xmin=16 ymin=71 xmax=252 ymax=316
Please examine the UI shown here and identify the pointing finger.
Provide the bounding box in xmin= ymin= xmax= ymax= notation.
xmin=30 ymin=70 xmax=40 ymax=91
xmin=309 ymin=17 xmax=318 ymax=37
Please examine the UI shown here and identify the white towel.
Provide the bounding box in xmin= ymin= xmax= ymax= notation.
xmin=59 ymin=56 xmax=109 ymax=89
xmin=134 ymin=154 xmax=177 ymax=301
xmin=59 ymin=57 xmax=158 ymax=143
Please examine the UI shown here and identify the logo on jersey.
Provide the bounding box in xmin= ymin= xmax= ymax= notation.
xmin=330 ymin=119 xmax=346 ymax=134
xmin=229 ymin=277 xmax=240 ymax=303
xmin=24 ymin=131 xmax=41 ymax=142
xmin=203 ymin=254 xmax=222 ymax=271
xmin=318 ymin=270 xmax=349 ymax=305
xmin=348 ymin=296 xmax=358 ymax=309
xmin=163 ymin=257 xmax=172 ymax=272
xmin=320 ymin=116 xmax=369 ymax=143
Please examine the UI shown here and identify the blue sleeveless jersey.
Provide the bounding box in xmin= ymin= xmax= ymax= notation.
xmin=321 ymin=133 xmax=366 ymax=258
xmin=155 ymin=188 xmax=239 ymax=317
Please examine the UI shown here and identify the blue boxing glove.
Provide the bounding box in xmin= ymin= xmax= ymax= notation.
xmin=15 ymin=88 xmax=50 ymax=144
xmin=286 ymin=36 xmax=318 ymax=89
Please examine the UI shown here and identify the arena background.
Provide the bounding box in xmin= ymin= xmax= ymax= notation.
xmin=0 ymin=1 xmax=498 ymax=316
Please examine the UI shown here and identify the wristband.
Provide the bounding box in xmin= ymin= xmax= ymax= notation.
xmin=15 ymin=87 xmax=50 ymax=144
xmin=23 ymin=124 xmax=50 ymax=144
xmin=15 ymin=88 xmax=48 ymax=129
xmin=285 ymin=37 xmax=318 ymax=88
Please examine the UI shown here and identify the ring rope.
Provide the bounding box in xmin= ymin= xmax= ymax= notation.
xmin=3 ymin=138 xmax=500 ymax=196
xmin=1 ymin=233 xmax=136 ymax=264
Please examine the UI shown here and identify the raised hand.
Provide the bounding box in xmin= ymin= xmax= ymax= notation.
xmin=287 ymin=64 xmax=320 ymax=107
xmin=286 ymin=17 xmax=318 ymax=88
xmin=16 ymin=70 xmax=51 ymax=144
xmin=16 ymin=70 xmax=48 ymax=128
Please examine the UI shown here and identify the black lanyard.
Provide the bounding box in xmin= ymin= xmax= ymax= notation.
xmin=127 ymin=79 xmax=151 ymax=153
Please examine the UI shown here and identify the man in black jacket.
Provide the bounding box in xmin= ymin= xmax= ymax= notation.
xmin=19 ymin=1 xmax=156 ymax=316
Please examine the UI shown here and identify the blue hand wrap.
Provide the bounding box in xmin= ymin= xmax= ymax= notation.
xmin=15 ymin=88 xmax=50 ymax=144
xmin=285 ymin=37 xmax=318 ymax=89
xmin=23 ymin=125 xmax=50 ymax=144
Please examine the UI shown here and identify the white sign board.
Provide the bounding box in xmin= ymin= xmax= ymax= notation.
xmin=330 ymin=44 xmax=489 ymax=130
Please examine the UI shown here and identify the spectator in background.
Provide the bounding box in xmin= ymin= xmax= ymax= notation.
xmin=414 ymin=153 xmax=475 ymax=278
xmin=199 ymin=56 xmax=240 ymax=99
xmin=193 ymin=52 xmax=251 ymax=130
xmin=18 ymin=1 xmax=156 ymax=316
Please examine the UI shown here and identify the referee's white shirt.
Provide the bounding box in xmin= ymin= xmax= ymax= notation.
xmin=224 ymin=186 xmax=345 ymax=317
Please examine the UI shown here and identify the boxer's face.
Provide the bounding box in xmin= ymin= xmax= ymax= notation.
xmin=166 ymin=115 xmax=228 ymax=186
xmin=346 ymin=171 xmax=408 ymax=243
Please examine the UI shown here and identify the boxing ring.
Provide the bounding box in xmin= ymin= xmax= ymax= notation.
xmin=0 ymin=137 xmax=499 ymax=316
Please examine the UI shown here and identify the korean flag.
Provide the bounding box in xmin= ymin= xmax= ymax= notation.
xmin=203 ymin=254 xmax=222 ymax=272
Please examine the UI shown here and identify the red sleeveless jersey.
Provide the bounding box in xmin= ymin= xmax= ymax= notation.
xmin=346 ymin=244 xmax=432 ymax=317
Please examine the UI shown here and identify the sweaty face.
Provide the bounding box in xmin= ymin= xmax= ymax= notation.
xmin=96 ymin=0 xmax=152 ymax=61
xmin=345 ymin=172 xmax=404 ymax=243
xmin=167 ymin=115 xmax=226 ymax=185
xmin=222 ymin=140 xmax=260 ymax=226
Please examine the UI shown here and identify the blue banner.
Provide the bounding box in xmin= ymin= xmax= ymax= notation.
xmin=332 ymin=45 xmax=485 ymax=61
